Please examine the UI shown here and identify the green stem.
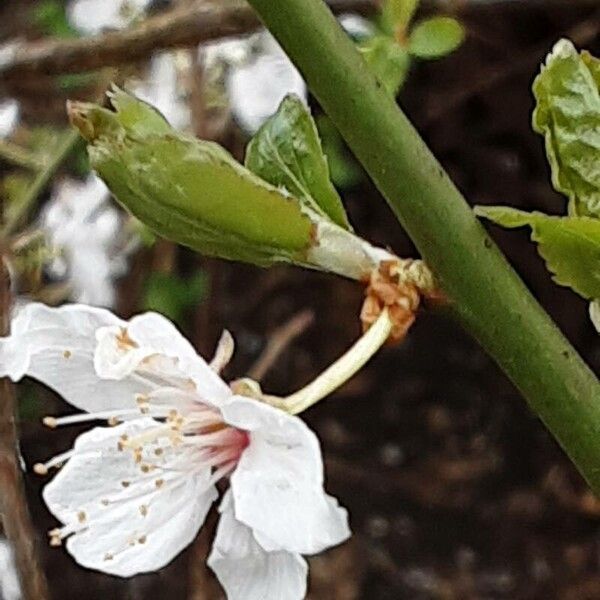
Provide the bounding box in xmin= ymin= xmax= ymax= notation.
xmin=2 ymin=129 xmax=80 ymax=237
xmin=247 ymin=0 xmax=600 ymax=492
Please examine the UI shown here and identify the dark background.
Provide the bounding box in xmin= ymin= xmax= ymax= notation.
xmin=3 ymin=1 xmax=600 ymax=598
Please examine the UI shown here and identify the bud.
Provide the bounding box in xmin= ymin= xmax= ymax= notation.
xmin=68 ymin=88 xmax=413 ymax=281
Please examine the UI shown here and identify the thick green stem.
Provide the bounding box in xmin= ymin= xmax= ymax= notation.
xmin=247 ymin=0 xmax=600 ymax=492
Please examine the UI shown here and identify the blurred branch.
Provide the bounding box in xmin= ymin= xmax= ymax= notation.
xmin=0 ymin=264 xmax=48 ymax=597
xmin=247 ymin=309 xmax=314 ymax=382
xmin=1 ymin=128 xmax=79 ymax=237
xmin=0 ymin=140 xmax=44 ymax=171
xmin=0 ymin=0 xmax=376 ymax=81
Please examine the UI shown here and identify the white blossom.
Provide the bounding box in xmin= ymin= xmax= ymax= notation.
xmin=68 ymin=0 xmax=151 ymax=35
xmin=41 ymin=175 xmax=136 ymax=308
xmin=0 ymin=538 xmax=21 ymax=600
xmin=0 ymin=98 xmax=19 ymax=139
xmin=0 ymin=303 xmax=350 ymax=599
xmin=201 ymin=31 xmax=307 ymax=135
xmin=128 ymin=51 xmax=191 ymax=131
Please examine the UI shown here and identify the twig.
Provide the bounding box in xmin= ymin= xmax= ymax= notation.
xmin=0 ymin=0 xmax=376 ymax=80
xmin=247 ymin=309 xmax=315 ymax=382
xmin=0 ymin=264 xmax=49 ymax=598
xmin=0 ymin=140 xmax=44 ymax=171
xmin=1 ymin=128 xmax=80 ymax=237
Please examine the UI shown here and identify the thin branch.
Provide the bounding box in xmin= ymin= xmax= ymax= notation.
xmin=0 ymin=260 xmax=49 ymax=599
xmin=0 ymin=0 xmax=376 ymax=80
xmin=246 ymin=0 xmax=600 ymax=494
xmin=247 ymin=309 xmax=315 ymax=382
xmin=0 ymin=140 xmax=44 ymax=171
xmin=1 ymin=128 xmax=80 ymax=237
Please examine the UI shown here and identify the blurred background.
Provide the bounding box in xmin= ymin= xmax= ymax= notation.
xmin=1 ymin=0 xmax=600 ymax=598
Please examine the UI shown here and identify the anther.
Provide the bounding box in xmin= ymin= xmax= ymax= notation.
xmin=155 ymin=478 xmax=164 ymax=488
xmin=63 ymin=350 xmax=72 ymax=359
xmin=138 ymin=535 xmax=147 ymax=544
xmin=34 ymin=463 xmax=48 ymax=475
xmin=43 ymin=416 xmax=58 ymax=429
xmin=139 ymin=505 xmax=148 ymax=517
xmin=78 ymin=511 xmax=87 ymax=524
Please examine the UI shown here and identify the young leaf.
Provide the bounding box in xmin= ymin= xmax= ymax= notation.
xmin=143 ymin=271 xmax=207 ymax=324
xmin=69 ymin=90 xmax=314 ymax=268
xmin=408 ymin=17 xmax=465 ymax=60
xmin=381 ymin=0 xmax=420 ymax=34
xmin=245 ymin=95 xmax=351 ymax=229
xmin=476 ymin=206 xmax=600 ymax=299
xmin=532 ymin=39 xmax=600 ymax=217
xmin=360 ymin=35 xmax=410 ymax=96
xmin=316 ymin=115 xmax=363 ymax=189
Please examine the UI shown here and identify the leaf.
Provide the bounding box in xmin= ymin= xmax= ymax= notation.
xmin=408 ymin=17 xmax=465 ymax=60
xmin=69 ymin=90 xmax=314 ymax=268
xmin=316 ymin=115 xmax=363 ymax=189
xmin=532 ymin=39 xmax=600 ymax=217
xmin=360 ymin=35 xmax=410 ymax=96
xmin=381 ymin=0 xmax=420 ymax=34
xmin=245 ymin=95 xmax=351 ymax=229
xmin=476 ymin=205 xmax=600 ymax=299
xmin=143 ymin=271 xmax=207 ymax=324
xmin=32 ymin=0 xmax=77 ymax=38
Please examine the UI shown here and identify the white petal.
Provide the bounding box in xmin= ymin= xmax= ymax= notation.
xmin=0 ymin=538 xmax=21 ymax=600
xmin=0 ymin=98 xmax=19 ymax=139
xmin=590 ymin=300 xmax=600 ymax=333
xmin=44 ymin=419 xmax=217 ymax=577
xmin=223 ymin=397 xmax=350 ymax=554
xmin=0 ymin=303 xmax=150 ymax=412
xmin=208 ymin=491 xmax=307 ymax=600
xmin=94 ymin=311 xmax=232 ymax=402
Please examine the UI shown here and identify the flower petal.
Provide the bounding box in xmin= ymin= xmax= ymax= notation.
xmin=0 ymin=303 xmax=149 ymax=412
xmin=223 ymin=397 xmax=351 ymax=554
xmin=208 ymin=491 xmax=307 ymax=600
xmin=44 ymin=419 xmax=217 ymax=577
xmin=94 ymin=311 xmax=231 ymax=402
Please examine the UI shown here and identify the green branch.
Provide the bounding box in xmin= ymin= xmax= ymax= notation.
xmin=247 ymin=0 xmax=600 ymax=492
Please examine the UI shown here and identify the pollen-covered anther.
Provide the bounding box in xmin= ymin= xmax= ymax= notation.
xmin=48 ymin=528 xmax=62 ymax=547
xmin=43 ymin=416 xmax=58 ymax=429
xmin=78 ymin=511 xmax=87 ymax=524
xmin=139 ymin=504 xmax=148 ymax=517
xmin=138 ymin=535 xmax=147 ymax=544
xmin=34 ymin=463 xmax=48 ymax=475
xmin=155 ymin=478 xmax=164 ymax=488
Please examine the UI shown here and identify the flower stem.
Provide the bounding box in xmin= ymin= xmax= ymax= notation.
xmin=247 ymin=0 xmax=600 ymax=493
xmin=284 ymin=309 xmax=393 ymax=415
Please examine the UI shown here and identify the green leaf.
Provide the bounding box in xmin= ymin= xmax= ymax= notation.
xmin=408 ymin=17 xmax=465 ymax=59
xmin=245 ymin=95 xmax=351 ymax=230
xmin=69 ymin=89 xmax=314 ymax=268
xmin=32 ymin=0 xmax=77 ymax=38
xmin=532 ymin=39 xmax=600 ymax=217
xmin=381 ymin=0 xmax=420 ymax=34
xmin=476 ymin=205 xmax=600 ymax=299
xmin=360 ymin=35 xmax=410 ymax=96
xmin=143 ymin=271 xmax=207 ymax=324
xmin=316 ymin=115 xmax=363 ymax=189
